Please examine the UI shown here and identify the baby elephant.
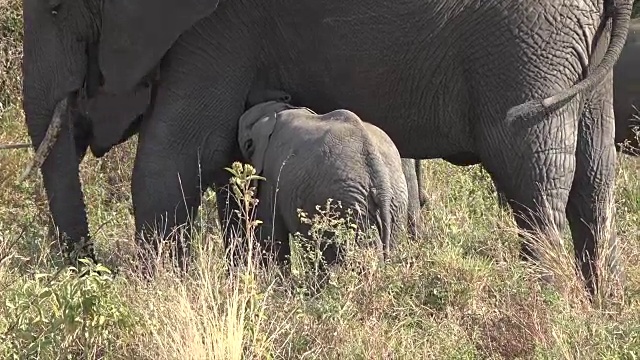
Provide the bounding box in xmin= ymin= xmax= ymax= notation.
xmin=237 ymin=100 xmax=410 ymax=266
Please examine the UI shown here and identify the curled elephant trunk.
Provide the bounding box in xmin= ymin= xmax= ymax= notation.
xmin=19 ymin=97 xmax=68 ymax=182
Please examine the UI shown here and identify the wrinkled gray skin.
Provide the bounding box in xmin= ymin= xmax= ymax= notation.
xmin=493 ymin=17 xmax=640 ymax=208
xmin=614 ymin=18 xmax=640 ymax=154
xmin=237 ymin=101 xmax=409 ymax=265
xmin=22 ymin=0 xmax=632 ymax=293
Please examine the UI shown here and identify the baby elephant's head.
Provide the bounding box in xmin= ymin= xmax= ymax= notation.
xmin=237 ymin=101 xmax=289 ymax=174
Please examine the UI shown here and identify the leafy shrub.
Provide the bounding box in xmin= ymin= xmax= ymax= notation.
xmin=0 ymin=0 xmax=23 ymax=111
xmin=0 ymin=260 xmax=138 ymax=359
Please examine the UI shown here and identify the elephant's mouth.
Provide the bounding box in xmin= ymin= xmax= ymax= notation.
xmin=20 ymin=94 xmax=74 ymax=181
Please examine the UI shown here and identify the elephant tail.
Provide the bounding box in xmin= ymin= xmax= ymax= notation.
xmin=368 ymin=187 xmax=393 ymax=262
xmin=505 ymin=0 xmax=633 ymax=123
xmin=361 ymin=136 xmax=395 ymax=262
xmin=379 ymin=192 xmax=393 ymax=262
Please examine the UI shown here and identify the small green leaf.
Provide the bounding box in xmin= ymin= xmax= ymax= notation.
xmin=94 ymin=264 xmax=112 ymax=274
xmin=38 ymin=289 xmax=52 ymax=299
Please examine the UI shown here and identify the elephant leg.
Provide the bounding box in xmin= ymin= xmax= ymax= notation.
xmin=131 ymin=90 xmax=245 ymax=276
xmin=270 ymin=212 xmax=291 ymax=265
xmin=402 ymin=158 xmax=421 ymax=239
xmin=132 ymin=133 xmax=203 ymax=276
xmin=254 ymin=190 xmax=291 ymax=267
xmin=128 ymin=20 xmax=256 ymax=276
xmin=479 ymin=102 xmax=579 ymax=270
xmin=566 ymin=77 xmax=621 ymax=296
xmin=414 ymin=159 xmax=429 ymax=209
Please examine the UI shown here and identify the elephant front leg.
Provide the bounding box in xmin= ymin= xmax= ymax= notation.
xmin=566 ymin=79 xmax=621 ymax=297
xmin=253 ymin=185 xmax=292 ymax=267
xmin=125 ymin=29 xmax=255 ymax=275
xmin=131 ymin=141 xmax=203 ymax=276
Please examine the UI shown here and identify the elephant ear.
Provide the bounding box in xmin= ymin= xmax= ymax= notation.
xmin=251 ymin=114 xmax=277 ymax=175
xmin=85 ymin=84 xmax=152 ymax=157
xmin=99 ymin=0 xmax=220 ymax=93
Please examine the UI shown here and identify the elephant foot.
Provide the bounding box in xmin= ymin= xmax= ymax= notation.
xmin=62 ymin=234 xmax=98 ymax=267
xmin=132 ymin=229 xmax=193 ymax=280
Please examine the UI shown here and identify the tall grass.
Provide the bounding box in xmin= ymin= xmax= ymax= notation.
xmin=1 ymin=1 xmax=640 ymax=358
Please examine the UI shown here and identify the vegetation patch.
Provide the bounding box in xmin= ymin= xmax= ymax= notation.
xmin=1 ymin=1 xmax=639 ymax=359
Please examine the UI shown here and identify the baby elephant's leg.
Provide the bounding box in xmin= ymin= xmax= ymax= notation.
xmin=270 ymin=213 xmax=292 ymax=265
xmin=254 ymin=193 xmax=291 ymax=267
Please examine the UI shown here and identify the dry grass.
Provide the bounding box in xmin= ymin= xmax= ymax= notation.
xmin=1 ymin=2 xmax=640 ymax=359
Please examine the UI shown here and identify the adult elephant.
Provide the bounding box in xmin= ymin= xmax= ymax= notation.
xmin=21 ymin=0 xmax=632 ymax=293
xmin=614 ymin=17 xmax=640 ymax=154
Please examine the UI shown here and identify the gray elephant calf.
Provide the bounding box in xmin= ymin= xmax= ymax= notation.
xmin=237 ymin=100 xmax=410 ymax=266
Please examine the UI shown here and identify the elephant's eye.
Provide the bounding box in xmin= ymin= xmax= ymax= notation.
xmin=49 ymin=0 xmax=62 ymax=15
xmin=246 ymin=139 xmax=254 ymax=152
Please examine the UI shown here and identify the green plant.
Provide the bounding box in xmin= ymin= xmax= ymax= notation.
xmin=224 ymin=161 xmax=265 ymax=269
xmin=0 ymin=0 xmax=23 ymax=112
xmin=290 ymin=199 xmax=379 ymax=294
xmin=0 ymin=260 xmax=137 ymax=359
xmin=1 ymin=0 xmax=640 ymax=357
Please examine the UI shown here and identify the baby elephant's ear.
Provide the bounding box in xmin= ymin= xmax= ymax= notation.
xmin=251 ymin=114 xmax=277 ymax=175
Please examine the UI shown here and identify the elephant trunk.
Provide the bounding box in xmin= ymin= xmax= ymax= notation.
xmin=23 ymin=94 xmax=93 ymax=261
xmin=21 ymin=0 xmax=95 ymax=262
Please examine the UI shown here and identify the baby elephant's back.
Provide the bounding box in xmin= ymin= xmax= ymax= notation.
xmin=278 ymin=107 xmax=408 ymax=246
xmin=281 ymin=107 xmax=404 ymax=176
xmin=360 ymin=122 xmax=403 ymax=170
xmin=276 ymin=107 xmax=394 ymax=199
xmin=312 ymin=108 xmax=407 ymax=219
xmin=331 ymin=111 xmax=408 ymax=249
xmin=274 ymin=108 xmax=372 ymax=194
xmin=277 ymin=108 xmax=372 ymax=159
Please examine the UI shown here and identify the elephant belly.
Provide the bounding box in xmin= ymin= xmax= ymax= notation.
xmin=259 ymin=1 xmax=477 ymax=160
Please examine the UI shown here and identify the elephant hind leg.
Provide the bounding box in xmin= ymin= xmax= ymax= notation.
xmin=566 ymin=77 xmax=621 ymax=297
xmin=402 ymin=158 xmax=422 ymax=239
xmin=478 ymin=101 xmax=580 ymax=277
